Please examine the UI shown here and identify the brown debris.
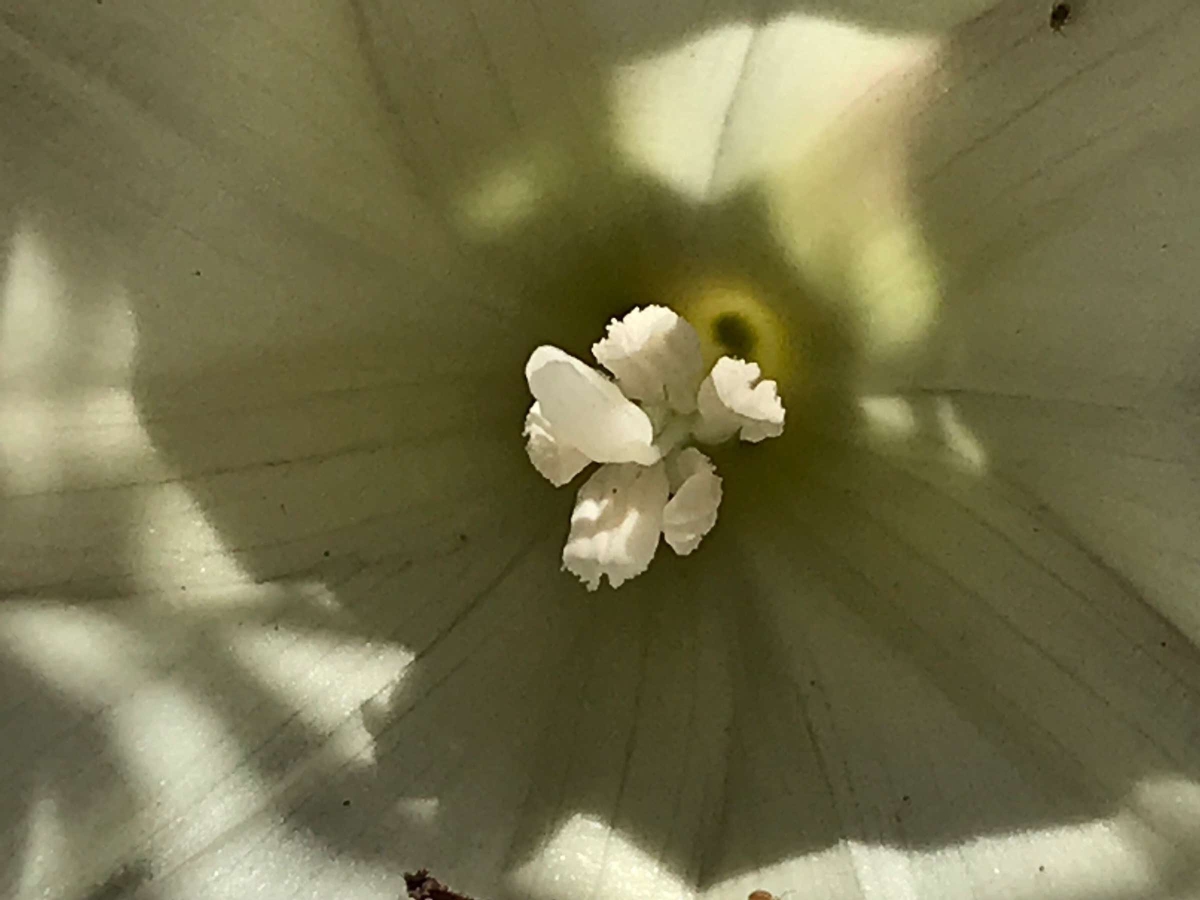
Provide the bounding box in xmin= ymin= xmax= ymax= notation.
xmin=404 ymin=870 xmax=478 ymax=900
xmin=1049 ymin=2 xmax=1072 ymax=32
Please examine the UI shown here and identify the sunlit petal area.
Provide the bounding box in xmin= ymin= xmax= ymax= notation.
xmin=2 ymin=0 xmax=1200 ymax=899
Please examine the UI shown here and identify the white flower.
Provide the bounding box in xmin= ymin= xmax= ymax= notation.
xmin=522 ymin=403 xmax=590 ymax=487
xmin=524 ymin=306 xmax=783 ymax=589
xmin=662 ymin=447 xmax=723 ymax=555
xmin=562 ymin=461 xmax=670 ymax=590
xmin=591 ymin=304 xmax=705 ymax=412
xmin=525 ymin=346 xmax=661 ymax=466
xmin=4 ymin=4 xmax=1200 ymax=900
xmin=693 ymin=357 xmax=787 ymax=444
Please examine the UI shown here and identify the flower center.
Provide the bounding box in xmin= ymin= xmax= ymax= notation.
xmin=712 ymin=312 xmax=756 ymax=357
xmin=671 ymin=277 xmax=791 ymax=386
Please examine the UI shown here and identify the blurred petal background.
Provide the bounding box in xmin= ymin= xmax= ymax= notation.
xmin=2 ymin=1 xmax=1199 ymax=899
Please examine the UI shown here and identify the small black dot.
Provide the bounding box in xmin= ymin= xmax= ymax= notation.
xmin=1161 ymin=641 xmax=1168 ymax=648
xmin=323 ymin=550 xmax=331 ymax=558
xmin=342 ymin=799 xmax=351 ymax=807
xmin=712 ymin=314 xmax=755 ymax=357
xmin=458 ymin=533 xmax=468 ymax=543
xmin=902 ymin=795 xmax=911 ymax=803
xmin=1050 ymin=2 xmax=1071 ymax=31
xmin=193 ymin=269 xmax=201 ymax=277
xmin=1039 ymin=865 xmax=1046 ymax=872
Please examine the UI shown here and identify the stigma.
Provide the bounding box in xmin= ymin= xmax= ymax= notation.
xmin=523 ymin=305 xmax=786 ymax=590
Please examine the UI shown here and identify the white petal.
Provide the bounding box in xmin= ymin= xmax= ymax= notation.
xmin=525 ymin=346 xmax=660 ymax=466
xmin=562 ymin=462 xmax=669 ymax=590
xmin=591 ymin=305 xmax=705 ymax=413
xmin=663 ymin=448 xmax=722 ymax=555
xmin=523 ymin=402 xmax=590 ymax=486
xmin=694 ymin=357 xmax=786 ymax=444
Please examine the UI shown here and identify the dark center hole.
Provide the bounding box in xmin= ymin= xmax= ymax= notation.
xmin=712 ymin=313 xmax=755 ymax=357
